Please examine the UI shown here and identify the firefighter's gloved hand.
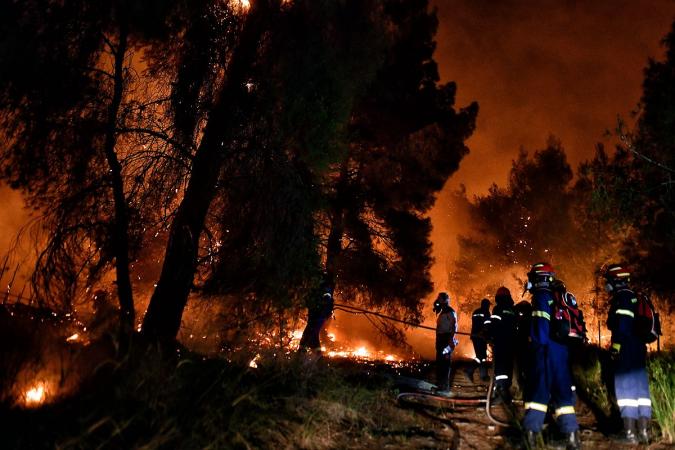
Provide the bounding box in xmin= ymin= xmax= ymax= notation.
xmin=610 ymin=342 xmax=621 ymax=360
xmin=442 ymin=345 xmax=453 ymax=359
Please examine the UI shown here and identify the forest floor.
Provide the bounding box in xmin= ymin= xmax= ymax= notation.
xmin=382 ymin=361 xmax=670 ymax=450
xmin=2 ymin=340 xmax=672 ymax=450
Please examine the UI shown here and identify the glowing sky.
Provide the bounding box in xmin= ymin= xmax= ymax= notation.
xmin=427 ymin=0 xmax=675 ymax=294
xmin=432 ymin=0 xmax=675 ymax=195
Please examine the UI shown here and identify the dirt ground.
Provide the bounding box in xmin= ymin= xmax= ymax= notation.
xmin=369 ymin=359 xmax=671 ymax=450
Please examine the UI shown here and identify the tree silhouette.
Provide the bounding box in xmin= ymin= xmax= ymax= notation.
xmin=586 ymin=21 xmax=675 ymax=298
xmin=321 ymin=0 xmax=478 ymax=323
xmin=0 ymin=0 xmax=183 ymax=333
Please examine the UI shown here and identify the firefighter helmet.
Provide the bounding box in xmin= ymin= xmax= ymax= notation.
xmin=496 ymin=286 xmax=511 ymax=298
xmin=604 ymin=264 xmax=631 ymax=282
xmin=526 ymin=262 xmax=555 ymax=290
xmin=433 ymin=292 xmax=450 ymax=313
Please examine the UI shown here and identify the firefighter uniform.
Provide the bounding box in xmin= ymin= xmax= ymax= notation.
xmin=467 ymin=299 xmax=490 ymax=382
xmin=607 ymin=288 xmax=652 ymax=420
xmin=299 ymin=283 xmax=334 ymax=352
xmin=435 ymin=293 xmax=458 ymax=394
xmin=523 ymin=287 xmax=579 ymax=435
xmin=489 ymin=290 xmax=516 ymax=391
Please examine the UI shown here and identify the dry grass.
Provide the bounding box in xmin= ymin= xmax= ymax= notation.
xmin=648 ymin=350 xmax=675 ymax=444
xmin=2 ymin=345 xmax=437 ymax=449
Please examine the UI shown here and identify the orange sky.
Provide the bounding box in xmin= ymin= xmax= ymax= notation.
xmin=1 ymin=2 xmax=674 ymax=357
xmin=427 ymin=0 xmax=675 ymax=290
xmin=432 ymin=0 xmax=675 ymax=195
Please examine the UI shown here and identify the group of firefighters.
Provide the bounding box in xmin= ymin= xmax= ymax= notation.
xmin=433 ymin=262 xmax=653 ymax=449
xmin=298 ymin=261 xmax=653 ymax=449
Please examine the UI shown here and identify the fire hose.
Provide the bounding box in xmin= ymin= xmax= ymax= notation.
xmin=334 ymin=303 xmax=517 ymax=426
xmin=333 ymin=302 xmax=472 ymax=336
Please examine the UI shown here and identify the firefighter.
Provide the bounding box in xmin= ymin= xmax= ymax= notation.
xmin=488 ymin=287 xmax=516 ymax=403
xmin=604 ymin=264 xmax=651 ymax=444
xmin=513 ymin=300 xmax=533 ymax=394
xmin=299 ymin=277 xmax=334 ymax=354
xmin=465 ymin=298 xmax=491 ymax=382
xmin=522 ymin=262 xmax=581 ymax=450
xmin=434 ymin=292 xmax=458 ymax=397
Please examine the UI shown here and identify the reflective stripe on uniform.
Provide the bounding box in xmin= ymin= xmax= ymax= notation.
xmin=474 ymin=357 xmax=481 ymax=363
xmin=495 ymin=375 xmax=509 ymax=380
xmin=637 ymin=398 xmax=652 ymax=406
xmin=524 ymin=402 xmax=548 ymax=412
xmin=615 ymin=309 xmax=635 ymax=318
xmin=554 ymin=406 xmax=575 ymax=417
xmin=532 ymin=310 xmax=550 ymax=320
xmin=484 ymin=320 xmax=492 ymax=325
xmin=617 ymin=399 xmax=639 ymax=407
xmin=473 ymin=313 xmax=484 ymax=317
xmin=491 ymin=315 xmax=502 ymax=320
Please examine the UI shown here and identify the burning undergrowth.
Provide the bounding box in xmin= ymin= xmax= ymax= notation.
xmin=0 ymin=292 xmax=425 ymax=413
xmin=0 ymin=303 xmax=91 ymax=408
xmin=2 ymin=335 xmax=440 ymax=449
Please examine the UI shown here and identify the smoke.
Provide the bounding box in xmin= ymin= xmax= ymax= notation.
xmin=433 ymin=0 xmax=675 ymax=195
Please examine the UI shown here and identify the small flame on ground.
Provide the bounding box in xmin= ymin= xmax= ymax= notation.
xmin=24 ymin=382 xmax=47 ymax=407
xmin=66 ymin=333 xmax=79 ymax=342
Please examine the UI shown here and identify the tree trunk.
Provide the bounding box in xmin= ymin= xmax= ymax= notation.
xmin=325 ymin=161 xmax=350 ymax=283
xmin=142 ymin=1 xmax=272 ymax=341
xmin=103 ymin=19 xmax=135 ymax=334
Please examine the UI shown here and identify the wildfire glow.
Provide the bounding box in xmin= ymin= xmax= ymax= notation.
xmin=24 ymin=382 xmax=47 ymax=407
xmin=354 ymin=346 xmax=369 ymax=358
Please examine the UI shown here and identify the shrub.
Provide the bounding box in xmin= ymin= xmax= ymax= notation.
xmin=648 ymin=350 xmax=675 ymax=443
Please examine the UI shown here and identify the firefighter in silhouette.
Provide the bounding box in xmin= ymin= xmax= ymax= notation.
xmin=604 ymin=264 xmax=651 ymax=444
xmin=513 ymin=299 xmax=533 ymax=392
xmin=465 ymin=298 xmax=491 ymax=382
xmin=299 ymin=277 xmax=334 ymax=354
xmin=488 ymin=287 xmax=516 ymax=403
xmin=433 ymin=292 xmax=458 ymax=397
xmin=522 ymin=262 xmax=581 ymax=450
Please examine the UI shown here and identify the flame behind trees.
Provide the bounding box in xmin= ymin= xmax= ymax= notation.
xmin=0 ymin=0 xmax=476 ymax=345
xmin=0 ymin=1 xmax=188 ymax=334
xmin=584 ymin=21 xmax=675 ymax=299
xmin=448 ymin=138 xmax=622 ymax=339
xmin=449 ymin=20 xmax=675 ymax=339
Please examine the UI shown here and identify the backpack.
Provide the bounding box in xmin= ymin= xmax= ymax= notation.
xmin=634 ymin=293 xmax=662 ymax=343
xmin=551 ymin=290 xmax=587 ymax=344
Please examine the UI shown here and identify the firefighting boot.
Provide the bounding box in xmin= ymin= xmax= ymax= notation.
xmin=479 ymin=364 xmax=490 ymax=382
xmin=637 ymin=417 xmax=650 ymax=444
xmin=564 ymin=431 xmax=581 ymax=450
xmin=524 ymin=430 xmax=545 ymax=449
xmin=613 ymin=417 xmax=638 ymax=444
xmin=464 ymin=366 xmax=474 ymax=383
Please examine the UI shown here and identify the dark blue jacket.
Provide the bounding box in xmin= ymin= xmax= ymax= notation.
xmin=490 ymin=298 xmax=516 ymax=341
xmin=607 ymin=288 xmax=639 ymax=347
xmin=530 ymin=288 xmax=554 ymax=346
xmin=470 ymin=306 xmax=490 ymax=338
